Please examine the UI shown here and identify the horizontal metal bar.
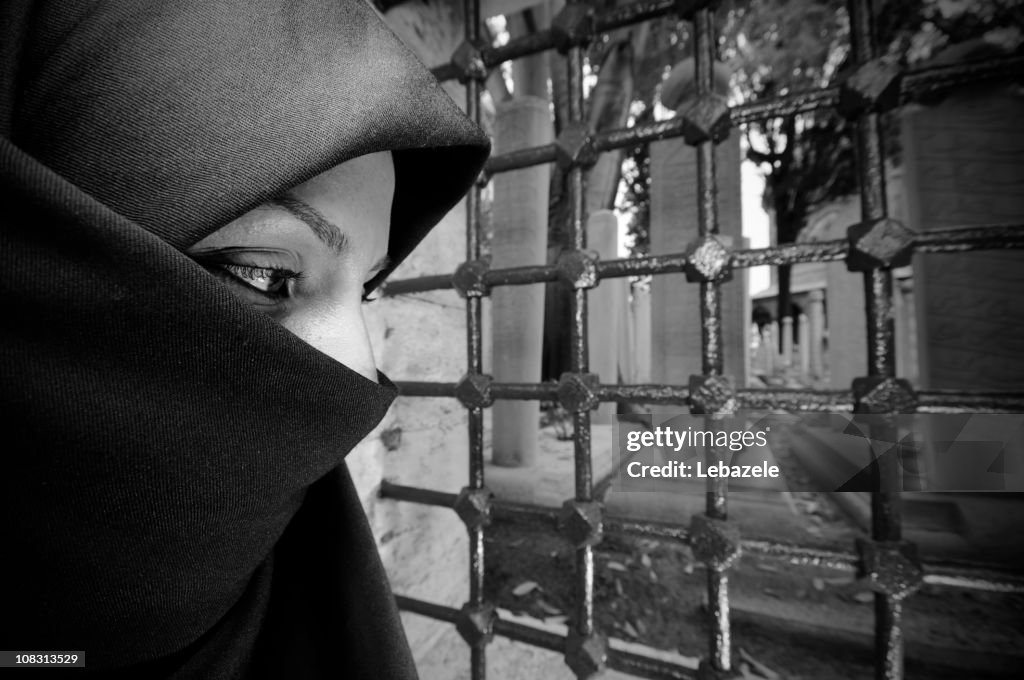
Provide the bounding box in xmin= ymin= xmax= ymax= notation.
xmin=379 ymin=482 xmax=1024 ymax=593
xmin=395 ymin=594 xmax=461 ymax=624
xmin=484 ymin=143 xmax=559 ymax=175
xmin=736 ymin=389 xmax=856 ymax=412
xmin=396 ymin=595 xmax=699 ymax=679
xmin=475 ymin=59 xmax=1021 ymax=176
xmin=597 ymin=384 xmax=690 ymax=405
xmin=916 ymin=391 xmax=1024 ymax=413
xmin=393 ymin=378 xmax=1024 ymax=417
xmin=742 ymin=538 xmax=858 ymax=572
xmin=382 ymin=224 xmax=1024 ymax=297
xmin=913 ymin=223 xmax=1024 ymax=253
xmin=595 ymin=0 xmax=681 ymax=32
xmin=488 ymin=264 xmax=560 ymax=287
xmin=493 ymin=616 xmax=564 ymax=653
xmin=597 ymin=253 xmax=689 ymax=279
xmin=922 ymin=563 xmax=1024 ymax=593
xmin=381 ymin=482 xmax=458 ymax=508
xmin=381 ymin=273 xmax=454 ymax=296
xmin=731 ymin=241 xmax=849 ymax=268
xmin=483 ymin=30 xmax=557 ymax=71
xmin=395 ymin=381 xmax=457 ymax=398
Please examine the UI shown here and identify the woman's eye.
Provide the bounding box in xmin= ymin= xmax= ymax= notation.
xmin=216 ymin=264 xmax=301 ymax=297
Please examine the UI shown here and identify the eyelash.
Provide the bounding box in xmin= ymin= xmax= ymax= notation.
xmin=213 ymin=264 xmax=378 ymax=303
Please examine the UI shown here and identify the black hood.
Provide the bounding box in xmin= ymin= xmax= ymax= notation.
xmin=2 ymin=0 xmax=489 ymax=289
xmin=0 ymin=1 xmax=486 ymax=676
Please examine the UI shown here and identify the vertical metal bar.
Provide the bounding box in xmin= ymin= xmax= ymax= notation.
xmin=693 ymin=5 xmax=732 ymax=673
xmin=566 ymin=37 xmax=597 ymax=650
xmin=463 ymin=2 xmax=487 ymax=678
xmin=847 ymin=0 xmax=904 ymax=678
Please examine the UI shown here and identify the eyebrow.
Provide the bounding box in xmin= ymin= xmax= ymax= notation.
xmin=268 ymin=193 xmax=391 ymax=274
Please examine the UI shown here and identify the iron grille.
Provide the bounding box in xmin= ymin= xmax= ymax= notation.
xmin=378 ymin=1 xmax=1024 ymax=678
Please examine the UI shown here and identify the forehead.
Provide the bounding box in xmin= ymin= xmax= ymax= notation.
xmin=288 ymin=150 xmax=394 ymax=250
xmin=192 ymin=151 xmax=394 ymax=256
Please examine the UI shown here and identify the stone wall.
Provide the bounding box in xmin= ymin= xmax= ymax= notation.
xmin=345 ymin=0 xmax=474 ymax=662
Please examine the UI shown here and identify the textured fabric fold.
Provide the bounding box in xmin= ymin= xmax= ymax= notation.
xmin=0 ymin=0 xmax=489 ymax=677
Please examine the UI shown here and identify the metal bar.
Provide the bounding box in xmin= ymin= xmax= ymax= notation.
xmin=394 ymin=379 xmax=1024 ymax=415
xmin=471 ymin=59 xmax=1020 ymax=175
xmin=564 ymin=34 xmax=600 ymax=667
xmin=381 ymin=273 xmax=454 ymax=296
xmin=736 ymin=389 xmax=856 ymax=411
xmin=912 ymin=223 xmax=1024 ymax=252
xmin=462 ymin=3 xmax=489 ymax=679
xmin=690 ymin=5 xmax=732 ymax=673
xmin=396 ymin=596 xmax=702 ymax=679
xmin=916 ymin=391 xmax=1024 ymax=413
xmin=485 ymin=143 xmax=559 ymax=175
xmin=379 ymin=482 xmax=1024 ymax=593
xmin=847 ymin=1 xmax=905 ymax=678
xmin=731 ymin=240 xmax=849 ymax=268
xmin=382 ymin=226 xmax=1024 ymax=297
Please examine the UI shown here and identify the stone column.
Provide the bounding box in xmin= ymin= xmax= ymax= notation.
xmin=781 ymin=316 xmax=794 ymax=368
xmin=651 ymin=59 xmax=746 ymax=388
xmin=632 ymin=286 xmax=652 ymax=383
xmin=808 ymin=290 xmax=825 ymax=380
xmin=587 ymin=210 xmax=621 ymax=424
xmin=798 ymin=313 xmax=811 ymax=381
xmin=897 ymin=277 xmax=918 ymax=386
xmin=491 ymin=96 xmax=553 ymax=467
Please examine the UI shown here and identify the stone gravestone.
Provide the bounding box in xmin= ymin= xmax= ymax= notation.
xmin=903 ymin=83 xmax=1024 ymax=392
xmin=587 ymin=210 xmax=622 ymax=424
xmin=631 ymin=286 xmax=652 ymax=383
xmin=650 ymin=60 xmax=747 ymax=390
xmin=808 ymin=172 xmax=912 ymax=390
xmin=491 ymin=96 xmax=553 ymax=467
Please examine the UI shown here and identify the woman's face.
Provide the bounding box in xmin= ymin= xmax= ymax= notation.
xmin=189 ymin=151 xmax=394 ymax=382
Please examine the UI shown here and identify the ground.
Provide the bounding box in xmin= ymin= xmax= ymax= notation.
xmin=484 ymin=443 xmax=1024 ymax=680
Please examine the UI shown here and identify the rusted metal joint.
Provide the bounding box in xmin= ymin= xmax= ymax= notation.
xmin=681 ymin=94 xmax=732 ymax=145
xmin=455 ymin=601 xmax=497 ymax=646
xmin=453 ymin=486 xmax=494 ymax=530
xmin=689 ymin=514 xmax=742 ymax=570
xmin=452 ymin=259 xmax=491 ymax=298
xmin=838 ymin=56 xmax=903 ymax=119
xmin=564 ymin=628 xmax=608 ymax=679
xmin=557 ymin=372 xmax=601 ymax=413
xmin=559 ymin=499 xmax=604 ymax=549
xmin=450 ymin=39 xmax=489 ymax=84
xmin=554 ymin=122 xmax=598 ymax=171
xmin=555 ymin=249 xmax=599 ymax=290
xmin=550 ymin=2 xmax=595 ymax=54
xmin=846 ymin=217 xmax=916 ymax=271
xmin=455 ymin=372 xmax=494 ymax=409
xmin=688 ymin=374 xmax=736 ymax=417
xmin=684 ymin=235 xmax=734 ymax=283
xmin=852 ymin=376 xmax=917 ymax=414
xmin=856 ymin=538 xmax=924 ymax=601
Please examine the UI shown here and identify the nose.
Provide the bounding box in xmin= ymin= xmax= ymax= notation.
xmin=284 ymin=299 xmax=379 ymax=383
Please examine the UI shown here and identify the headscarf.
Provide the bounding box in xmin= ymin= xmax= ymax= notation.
xmin=0 ymin=1 xmax=489 ymax=677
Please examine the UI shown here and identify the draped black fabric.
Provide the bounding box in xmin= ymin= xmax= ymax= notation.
xmin=0 ymin=1 xmax=489 ymax=678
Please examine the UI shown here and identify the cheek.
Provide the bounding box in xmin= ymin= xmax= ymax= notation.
xmin=277 ymin=294 xmax=378 ymax=382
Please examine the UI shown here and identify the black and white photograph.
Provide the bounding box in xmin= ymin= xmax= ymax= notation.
xmin=2 ymin=0 xmax=1021 ymax=678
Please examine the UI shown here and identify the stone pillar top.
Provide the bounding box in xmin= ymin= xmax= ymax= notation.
xmin=809 ymin=289 xmax=826 ymax=302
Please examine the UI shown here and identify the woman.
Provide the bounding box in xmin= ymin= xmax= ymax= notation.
xmin=0 ymin=0 xmax=489 ymax=677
